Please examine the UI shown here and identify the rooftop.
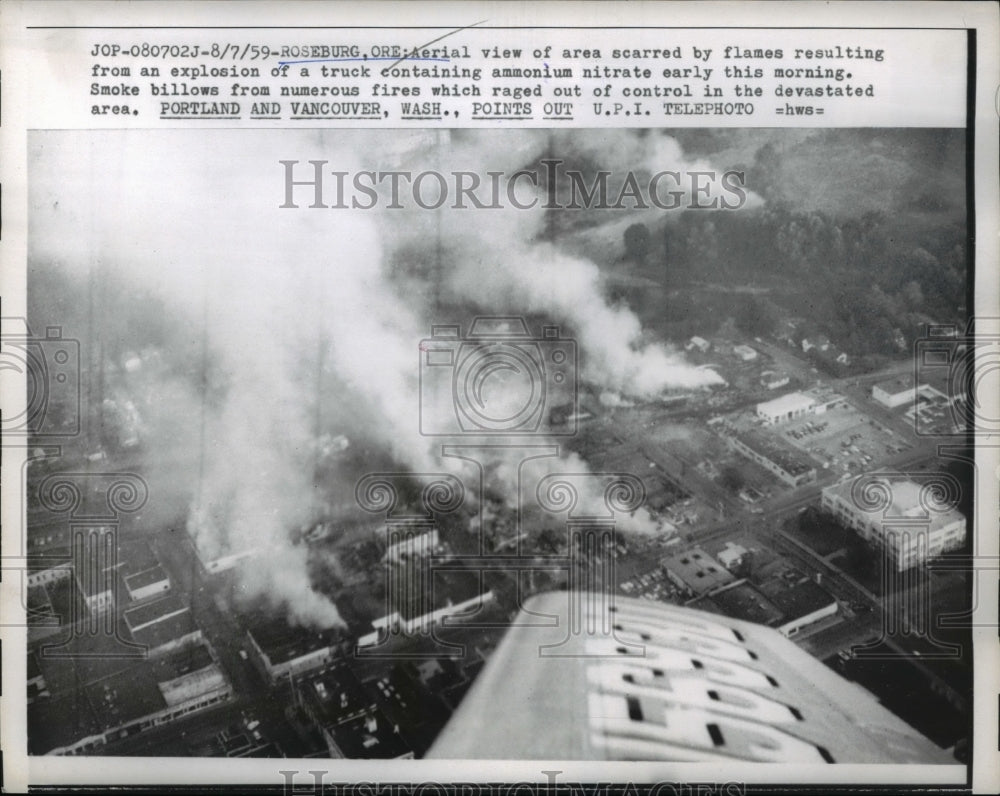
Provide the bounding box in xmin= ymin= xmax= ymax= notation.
xmin=117 ymin=539 xmax=160 ymax=576
xmin=300 ymin=665 xmax=373 ymax=727
xmin=823 ymin=476 xmax=966 ymax=531
xmin=124 ymin=593 xmax=187 ymax=631
xmin=697 ymin=583 xmax=784 ymax=626
xmin=124 ymin=564 xmax=170 ymax=592
xmin=28 ymin=692 xmax=103 ymax=754
xmin=396 ymin=568 xmax=488 ymax=622
xmin=247 ymin=615 xmax=338 ymax=666
xmin=873 ymin=375 xmax=916 ymax=395
xmin=328 ymin=708 xmax=411 ymax=759
xmin=131 ymin=608 xmax=199 ymax=650
xmin=77 ymin=571 xmax=114 ymax=597
xmin=763 ymin=579 xmax=837 ymax=622
xmin=158 ymin=663 xmax=228 ymax=707
xmin=83 ymin=666 xmax=167 ymax=732
xmin=150 ymin=642 xmax=215 ymax=683
xmin=26 ymin=549 xmax=72 ymax=572
xmin=733 ymin=429 xmax=817 ymax=478
xmin=660 ymin=548 xmax=735 ymax=595
xmin=757 ymin=391 xmax=816 ymax=416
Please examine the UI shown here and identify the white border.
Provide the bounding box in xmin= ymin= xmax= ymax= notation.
xmin=1 ymin=2 xmax=997 ymax=792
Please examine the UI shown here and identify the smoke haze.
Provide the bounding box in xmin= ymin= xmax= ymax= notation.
xmin=29 ymin=129 xmax=736 ymax=628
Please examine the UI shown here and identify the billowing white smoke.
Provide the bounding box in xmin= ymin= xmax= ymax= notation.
xmin=397 ymin=130 xmax=726 ymax=397
xmin=445 ymin=240 xmax=724 ymax=396
xmin=32 ymin=129 xmax=738 ymax=628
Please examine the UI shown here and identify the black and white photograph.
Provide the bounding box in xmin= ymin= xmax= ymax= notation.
xmin=1 ymin=2 xmax=998 ymax=794
xmin=20 ymin=127 xmax=975 ymax=764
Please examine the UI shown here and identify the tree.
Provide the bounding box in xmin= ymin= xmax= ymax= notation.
xmin=734 ymin=296 xmax=777 ymax=338
xmin=623 ymin=222 xmax=651 ymax=263
xmin=718 ymin=465 xmax=745 ymax=492
xmin=535 ymin=526 xmax=565 ymax=554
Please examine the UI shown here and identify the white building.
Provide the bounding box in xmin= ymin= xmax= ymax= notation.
xmin=383 ymin=528 xmax=439 ymax=563
xmin=357 ymin=589 xmax=495 ymax=648
xmin=872 ymin=377 xmax=916 ymax=408
xmin=716 ymin=542 xmax=748 ymax=570
xmin=686 ymin=336 xmax=711 ymax=353
xmin=821 ymin=477 xmax=966 ymax=572
xmin=77 ymin=575 xmax=114 ymax=614
xmin=760 ymin=371 xmax=790 ymax=391
xmin=26 ymin=557 xmax=72 ymax=588
xmin=872 ymin=378 xmax=947 ymax=411
xmin=757 ymin=392 xmax=817 ymax=425
xmin=801 ymin=335 xmax=831 ymax=353
xmin=732 ymin=344 xmax=758 ymax=361
xmin=124 ymin=564 xmax=171 ymax=602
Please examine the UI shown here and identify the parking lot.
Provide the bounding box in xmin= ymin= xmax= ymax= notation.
xmin=779 ymin=401 xmax=912 ymax=476
xmin=618 ymin=565 xmax=683 ymax=604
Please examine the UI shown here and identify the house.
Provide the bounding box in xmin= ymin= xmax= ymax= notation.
xmin=757 ymin=392 xmax=817 ymax=425
xmin=801 ymin=335 xmax=831 ymax=353
xmin=760 ymin=371 xmax=790 ymax=391
xmin=717 ymin=542 xmax=748 ymax=571
xmin=685 ymin=336 xmax=711 ymax=353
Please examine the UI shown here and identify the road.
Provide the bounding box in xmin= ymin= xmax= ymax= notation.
xmin=141 ymin=528 xmax=314 ymax=757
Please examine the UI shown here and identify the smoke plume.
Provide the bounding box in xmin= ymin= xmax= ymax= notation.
xmin=31 ymin=129 xmax=739 ymax=628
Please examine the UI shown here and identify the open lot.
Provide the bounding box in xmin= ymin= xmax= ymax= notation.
xmin=779 ymin=401 xmax=911 ymax=476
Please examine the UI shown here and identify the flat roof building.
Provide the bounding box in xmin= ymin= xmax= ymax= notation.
xmin=383 ymin=528 xmax=440 ymax=564
xmin=299 ymin=665 xmax=373 ymax=729
xmin=727 ymin=430 xmax=817 ymax=487
xmin=716 ymin=543 xmax=748 ymax=571
xmin=760 ymin=371 xmax=790 ymax=391
xmin=124 ymin=564 xmax=170 ymax=603
xmin=125 ymin=594 xmax=199 ymax=658
xmin=356 ymin=569 xmax=494 ymax=649
xmin=660 ymin=548 xmax=735 ymax=596
xmin=246 ymin=617 xmax=339 ymax=682
xmin=326 ymin=709 xmax=413 ymax=759
xmin=872 ymin=376 xmax=916 ymax=408
xmin=757 ymin=392 xmax=817 ymax=425
xmin=26 ymin=549 xmax=73 ymax=589
xmin=41 ymin=641 xmax=231 ymax=755
xmin=131 ymin=608 xmax=202 ymax=658
xmin=106 ymin=539 xmax=171 ymax=603
xmin=124 ymin=593 xmax=187 ymax=632
xmin=821 ymin=476 xmax=966 ymax=571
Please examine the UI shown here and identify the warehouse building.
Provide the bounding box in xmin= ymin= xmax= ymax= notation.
xmin=821 ymin=476 xmax=966 ymax=571
xmin=757 ymin=392 xmax=817 ymax=425
xmin=727 ymin=430 xmax=817 ymax=487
